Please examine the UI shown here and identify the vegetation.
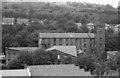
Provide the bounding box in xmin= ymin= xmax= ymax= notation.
xmin=77 ymin=52 xmax=120 ymax=76
xmin=1 ymin=2 xmax=120 ymax=76
xmin=6 ymin=49 xmax=75 ymax=69
xmin=2 ymin=2 xmax=119 ymax=54
xmin=7 ymin=50 xmax=55 ymax=69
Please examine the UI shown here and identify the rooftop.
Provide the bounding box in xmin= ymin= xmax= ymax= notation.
xmin=46 ymin=46 xmax=77 ymax=57
xmin=2 ymin=18 xmax=14 ymax=24
xmin=87 ymin=23 xmax=94 ymax=26
xmin=7 ymin=47 xmax=39 ymax=52
xmin=17 ymin=18 xmax=29 ymax=24
xmin=28 ymin=64 xmax=92 ymax=76
xmin=0 ymin=55 xmax=5 ymax=60
xmin=1 ymin=69 xmax=30 ymax=76
xmin=39 ymin=33 xmax=95 ymax=38
xmin=107 ymin=51 xmax=119 ymax=55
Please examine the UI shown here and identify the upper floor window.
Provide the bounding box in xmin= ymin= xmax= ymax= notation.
xmin=84 ymin=44 xmax=86 ymax=48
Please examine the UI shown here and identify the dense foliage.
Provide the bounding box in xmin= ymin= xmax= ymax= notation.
xmin=2 ymin=2 xmax=119 ymax=54
xmin=2 ymin=2 xmax=120 ymax=75
xmin=7 ymin=50 xmax=55 ymax=69
xmin=77 ymin=52 xmax=120 ymax=76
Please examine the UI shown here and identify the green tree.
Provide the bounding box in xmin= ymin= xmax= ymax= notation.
xmin=64 ymin=20 xmax=79 ymax=32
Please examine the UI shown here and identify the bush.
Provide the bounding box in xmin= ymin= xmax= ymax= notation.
xmin=8 ymin=59 xmax=24 ymax=69
xmin=62 ymin=56 xmax=74 ymax=64
xmin=32 ymin=50 xmax=52 ymax=65
xmin=0 ymin=64 xmax=8 ymax=70
xmin=8 ymin=51 xmax=33 ymax=69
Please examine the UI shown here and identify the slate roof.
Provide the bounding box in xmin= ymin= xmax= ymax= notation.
xmin=46 ymin=46 xmax=77 ymax=57
xmin=107 ymin=51 xmax=119 ymax=55
xmin=1 ymin=69 xmax=30 ymax=76
xmin=17 ymin=18 xmax=29 ymax=24
xmin=39 ymin=33 xmax=95 ymax=38
xmin=7 ymin=47 xmax=39 ymax=52
xmin=2 ymin=18 xmax=14 ymax=25
xmin=0 ymin=55 xmax=5 ymax=60
xmin=87 ymin=23 xmax=94 ymax=26
xmin=28 ymin=64 xmax=92 ymax=76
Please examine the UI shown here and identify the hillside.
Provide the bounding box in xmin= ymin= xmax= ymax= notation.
xmin=2 ymin=2 xmax=119 ymax=24
xmin=2 ymin=2 xmax=119 ymax=54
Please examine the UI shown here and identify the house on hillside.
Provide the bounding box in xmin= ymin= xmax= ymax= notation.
xmin=17 ymin=18 xmax=29 ymax=25
xmin=87 ymin=22 xmax=94 ymax=31
xmin=105 ymin=23 xmax=112 ymax=30
xmin=2 ymin=18 xmax=14 ymax=25
xmin=0 ymin=54 xmax=5 ymax=65
xmin=46 ymin=46 xmax=77 ymax=64
xmin=75 ymin=23 xmax=82 ymax=29
xmin=107 ymin=51 xmax=119 ymax=60
xmin=5 ymin=47 xmax=39 ymax=65
xmin=113 ymin=24 xmax=120 ymax=32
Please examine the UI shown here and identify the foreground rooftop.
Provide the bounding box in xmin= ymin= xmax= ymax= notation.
xmin=28 ymin=64 xmax=92 ymax=76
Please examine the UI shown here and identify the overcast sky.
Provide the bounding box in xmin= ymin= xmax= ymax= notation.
xmin=39 ymin=0 xmax=119 ymax=8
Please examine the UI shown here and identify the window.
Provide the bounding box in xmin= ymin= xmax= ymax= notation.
xmin=59 ymin=38 xmax=62 ymax=45
xmin=84 ymin=49 xmax=86 ymax=52
xmin=75 ymin=39 xmax=78 ymax=46
xmin=90 ymin=43 xmax=92 ymax=47
xmin=66 ymin=38 xmax=69 ymax=45
xmin=57 ymin=55 xmax=60 ymax=59
xmin=84 ymin=44 xmax=86 ymax=48
xmin=84 ymin=39 xmax=86 ymax=42
xmin=53 ymin=38 xmax=56 ymax=45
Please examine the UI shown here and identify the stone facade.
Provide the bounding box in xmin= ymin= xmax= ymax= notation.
xmin=39 ymin=33 xmax=95 ymax=54
xmin=95 ymin=23 xmax=105 ymax=58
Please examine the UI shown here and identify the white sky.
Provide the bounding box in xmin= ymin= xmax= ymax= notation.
xmin=39 ymin=0 xmax=119 ymax=8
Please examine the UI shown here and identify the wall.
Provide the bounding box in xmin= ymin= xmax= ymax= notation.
xmin=50 ymin=50 xmax=76 ymax=64
xmin=39 ymin=38 xmax=95 ymax=54
xmin=6 ymin=49 xmax=21 ymax=65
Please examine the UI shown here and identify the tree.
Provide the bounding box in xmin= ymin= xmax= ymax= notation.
xmin=64 ymin=20 xmax=79 ymax=32
xmin=25 ymin=31 xmax=38 ymax=47
xmin=105 ymin=33 xmax=118 ymax=51
xmin=62 ymin=56 xmax=74 ymax=64
xmin=47 ymin=51 xmax=58 ymax=64
xmin=32 ymin=50 xmax=52 ymax=65
xmin=8 ymin=52 xmax=33 ymax=69
xmin=80 ymin=24 xmax=89 ymax=33
xmin=77 ymin=53 xmax=95 ymax=72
